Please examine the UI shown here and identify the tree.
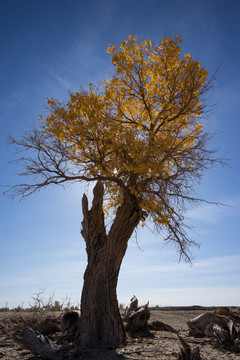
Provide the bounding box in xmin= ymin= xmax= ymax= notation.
xmin=8 ymin=35 xmax=220 ymax=348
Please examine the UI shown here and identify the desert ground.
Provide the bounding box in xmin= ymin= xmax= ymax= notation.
xmin=0 ymin=307 xmax=240 ymax=360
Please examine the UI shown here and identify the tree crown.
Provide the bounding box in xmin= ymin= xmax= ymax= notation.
xmin=9 ymin=35 xmax=218 ymax=260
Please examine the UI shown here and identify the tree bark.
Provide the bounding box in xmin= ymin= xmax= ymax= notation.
xmin=79 ymin=181 xmax=141 ymax=348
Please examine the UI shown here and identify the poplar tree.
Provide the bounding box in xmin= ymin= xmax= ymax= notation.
xmin=8 ymin=35 xmax=219 ymax=347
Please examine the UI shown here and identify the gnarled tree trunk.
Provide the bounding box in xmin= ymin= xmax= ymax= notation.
xmin=79 ymin=181 xmax=141 ymax=348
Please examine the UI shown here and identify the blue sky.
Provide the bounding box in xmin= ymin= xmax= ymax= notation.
xmin=0 ymin=0 xmax=239 ymax=308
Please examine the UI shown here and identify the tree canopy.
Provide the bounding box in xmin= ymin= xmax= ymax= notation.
xmin=9 ymin=35 xmax=218 ymax=261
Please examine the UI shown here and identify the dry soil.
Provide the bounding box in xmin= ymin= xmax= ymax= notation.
xmin=0 ymin=307 xmax=239 ymax=360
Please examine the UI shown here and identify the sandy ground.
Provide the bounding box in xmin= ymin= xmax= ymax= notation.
xmin=0 ymin=308 xmax=240 ymax=359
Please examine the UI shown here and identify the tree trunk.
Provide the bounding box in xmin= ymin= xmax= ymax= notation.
xmin=78 ymin=181 xmax=141 ymax=348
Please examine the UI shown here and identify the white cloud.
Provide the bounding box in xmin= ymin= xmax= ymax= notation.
xmin=117 ymin=254 xmax=240 ymax=306
xmin=133 ymin=287 xmax=240 ymax=307
xmin=119 ymin=255 xmax=240 ymax=284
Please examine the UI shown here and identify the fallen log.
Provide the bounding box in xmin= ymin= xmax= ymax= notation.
xmin=16 ymin=303 xmax=207 ymax=360
xmin=187 ymin=312 xmax=218 ymax=337
xmin=61 ymin=311 xmax=80 ymax=333
xmin=187 ymin=312 xmax=233 ymax=337
xmin=18 ymin=327 xmax=78 ymax=360
xmin=38 ymin=317 xmax=61 ymax=335
xmin=148 ymin=320 xmax=202 ymax=359
xmin=187 ymin=310 xmax=240 ymax=352
xmin=148 ymin=320 xmax=178 ymax=333
xmin=125 ymin=296 xmax=203 ymax=358
xmin=212 ymin=323 xmax=232 ymax=344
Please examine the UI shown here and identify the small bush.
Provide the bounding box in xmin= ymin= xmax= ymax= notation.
xmin=119 ymin=303 xmax=124 ymax=311
xmin=0 ymin=307 xmax=10 ymax=312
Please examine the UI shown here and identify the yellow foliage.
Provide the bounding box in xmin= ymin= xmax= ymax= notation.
xmin=40 ymin=35 xmax=209 ymax=229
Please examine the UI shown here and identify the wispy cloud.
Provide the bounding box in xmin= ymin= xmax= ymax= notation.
xmin=40 ymin=34 xmax=113 ymax=101
xmin=120 ymin=255 xmax=240 ymax=277
xmin=187 ymin=196 xmax=240 ymax=224
xmin=129 ymin=286 xmax=240 ymax=307
xmin=0 ymin=255 xmax=87 ymax=308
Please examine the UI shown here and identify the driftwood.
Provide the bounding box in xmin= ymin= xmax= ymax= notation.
xmin=148 ymin=321 xmax=202 ymax=359
xmin=17 ymin=327 xmax=79 ymax=360
xmin=38 ymin=317 xmax=61 ymax=335
xmin=148 ymin=319 xmax=202 ymax=359
xmin=125 ymin=297 xmax=150 ymax=335
xmin=19 ymin=323 xmax=202 ymax=360
xmin=125 ymin=297 xmax=203 ymax=359
xmin=187 ymin=308 xmax=240 ymax=351
xmin=61 ymin=311 xmax=80 ymax=333
xmin=18 ymin=302 xmax=240 ymax=359
xmin=127 ymin=295 xmax=138 ymax=314
xmin=187 ymin=311 xmax=238 ymax=337
xmin=148 ymin=320 xmax=178 ymax=333
xmin=187 ymin=312 xmax=223 ymax=337
xmin=177 ymin=333 xmax=202 ymax=360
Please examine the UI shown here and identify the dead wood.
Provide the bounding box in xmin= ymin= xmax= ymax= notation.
xmin=214 ymin=306 xmax=231 ymax=316
xmin=148 ymin=320 xmax=202 ymax=359
xmin=61 ymin=311 xmax=79 ymax=333
xmin=126 ymin=295 xmax=138 ymax=315
xmin=148 ymin=320 xmax=178 ymax=333
xmin=187 ymin=312 xmax=232 ymax=337
xmin=187 ymin=312 xmax=217 ymax=337
xmin=58 ymin=311 xmax=80 ymax=344
xmin=125 ymin=298 xmax=204 ymax=358
xmin=17 ymin=327 xmax=79 ymax=360
xmin=125 ymin=302 xmax=150 ymax=336
xmin=212 ymin=323 xmax=232 ymax=344
xmin=148 ymin=319 xmax=203 ymax=358
xmin=38 ymin=317 xmax=61 ymax=335
xmin=178 ymin=340 xmax=202 ymax=359
xmin=177 ymin=333 xmax=202 ymax=360
xmin=187 ymin=310 xmax=240 ymax=352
